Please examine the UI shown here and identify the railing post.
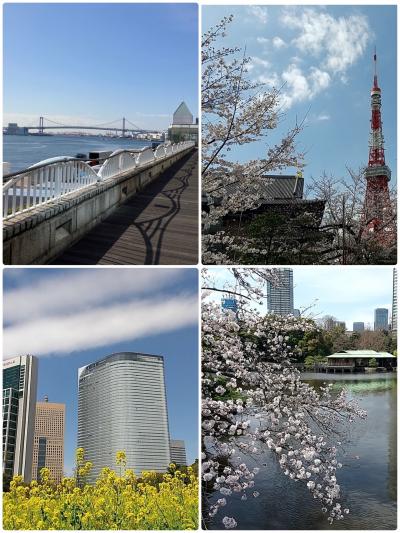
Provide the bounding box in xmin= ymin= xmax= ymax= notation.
xmin=55 ymin=166 xmax=62 ymax=198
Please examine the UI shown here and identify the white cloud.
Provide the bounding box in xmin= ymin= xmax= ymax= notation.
xmin=3 ymin=295 xmax=198 ymax=358
xmin=280 ymin=64 xmax=331 ymax=109
xmin=281 ymin=8 xmax=370 ymax=75
xmin=272 ymin=36 xmax=287 ymax=49
xmin=258 ymin=72 xmax=280 ymax=87
xmin=316 ymin=113 xmax=331 ymax=121
xmin=309 ymin=67 xmax=331 ymax=93
xmin=4 ymin=269 xmax=184 ymax=324
xmin=249 ymin=7 xmax=371 ymax=110
xmin=4 ymin=270 xmax=198 ymax=358
xmin=248 ymin=6 xmax=268 ymax=24
xmin=249 ymin=56 xmax=271 ymax=70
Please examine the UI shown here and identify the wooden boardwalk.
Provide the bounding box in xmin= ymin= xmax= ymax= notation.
xmin=53 ymin=150 xmax=198 ymax=265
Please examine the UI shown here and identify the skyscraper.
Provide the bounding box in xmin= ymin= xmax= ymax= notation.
xmin=267 ymin=269 xmax=294 ymax=315
xmin=353 ymin=322 xmax=365 ymax=332
xmin=221 ymin=295 xmax=238 ymax=315
xmin=32 ymin=397 xmax=65 ymax=484
xmin=170 ymin=440 xmax=187 ymax=467
xmin=374 ymin=308 xmax=389 ymax=331
xmin=392 ymin=269 xmax=397 ymax=333
xmin=3 ymin=355 xmax=38 ymax=483
xmin=78 ymin=352 xmax=171 ymax=482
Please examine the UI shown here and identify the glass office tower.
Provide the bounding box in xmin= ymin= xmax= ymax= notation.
xmin=3 ymin=355 xmax=38 ymax=483
xmin=77 ymin=352 xmax=171 ymax=482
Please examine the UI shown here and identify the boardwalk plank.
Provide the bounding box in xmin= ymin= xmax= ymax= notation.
xmin=53 ymin=150 xmax=198 ymax=265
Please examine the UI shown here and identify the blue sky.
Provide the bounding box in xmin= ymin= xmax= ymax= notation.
xmin=203 ymin=5 xmax=397 ymax=184
xmin=3 ymin=268 xmax=199 ymax=475
xmin=4 ymin=3 xmax=198 ymax=130
xmin=206 ymin=267 xmax=394 ymax=331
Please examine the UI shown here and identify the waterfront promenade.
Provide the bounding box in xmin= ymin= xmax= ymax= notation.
xmin=53 ymin=150 xmax=198 ymax=265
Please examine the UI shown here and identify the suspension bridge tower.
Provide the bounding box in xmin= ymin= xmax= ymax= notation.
xmin=362 ymin=49 xmax=396 ymax=246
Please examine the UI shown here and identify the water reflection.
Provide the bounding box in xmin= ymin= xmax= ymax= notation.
xmin=207 ymin=372 xmax=397 ymax=530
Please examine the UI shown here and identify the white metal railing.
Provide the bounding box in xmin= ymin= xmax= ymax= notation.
xmin=3 ymin=141 xmax=195 ymax=219
xmin=97 ymin=150 xmax=137 ymax=180
xmin=3 ymin=158 xmax=99 ymax=218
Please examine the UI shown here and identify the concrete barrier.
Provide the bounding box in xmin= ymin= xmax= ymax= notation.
xmin=3 ymin=147 xmax=195 ymax=264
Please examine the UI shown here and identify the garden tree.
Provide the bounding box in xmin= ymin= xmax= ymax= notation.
xmin=202 ymin=16 xmax=305 ymax=264
xmin=202 ymin=268 xmax=366 ymax=529
xmin=209 ymin=211 xmax=333 ymax=265
xmin=297 ymin=330 xmax=333 ymax=362
xmin=306 ymin=168 xmax=397 ymax=265
xmin=355 ymin=330 xmax=396 ymax=353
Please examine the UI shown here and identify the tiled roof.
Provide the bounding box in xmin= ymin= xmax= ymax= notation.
xmin=224 ymin=175 xmax=304 ymax=201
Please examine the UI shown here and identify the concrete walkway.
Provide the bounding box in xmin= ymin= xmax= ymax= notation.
xmin=53 ymin=150 xmax=198 ymax=265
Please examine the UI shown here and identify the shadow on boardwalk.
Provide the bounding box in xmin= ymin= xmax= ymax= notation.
xmin=53 ymin=150 xmax=198 ymax=265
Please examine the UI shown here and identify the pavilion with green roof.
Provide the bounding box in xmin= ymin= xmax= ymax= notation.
xmin=325 ymin=350 xmax=396 ymax=372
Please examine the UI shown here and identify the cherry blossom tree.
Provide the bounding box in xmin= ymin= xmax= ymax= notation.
xmin=202 ymin=268 xmax=366 ymax=529
xmin=202 ymin=16 xmax=305 ymax=264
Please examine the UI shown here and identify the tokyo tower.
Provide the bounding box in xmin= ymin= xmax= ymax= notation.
xmin=362 ymin=49 xmax=396 ymax=246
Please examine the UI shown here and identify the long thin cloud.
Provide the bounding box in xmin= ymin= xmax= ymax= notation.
xmin=4 ymin=269 xmax=185 ymax=323
xmin=4 ymin=294 xmax=198 ymax=358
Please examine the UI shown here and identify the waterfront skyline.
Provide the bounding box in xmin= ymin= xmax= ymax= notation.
xmin=206 ymin=267 xmax=393 ymax=331
xmin=202 ymin=5 xmax=396 ymax=185
xmin=4 ymin=3 xmax=198 ymax=131
xmin=3 ymin=268 xmax=199 ymax=475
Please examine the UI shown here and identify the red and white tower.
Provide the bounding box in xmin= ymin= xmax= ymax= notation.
xmin=362 ymin=49 xmax=396 ymax=246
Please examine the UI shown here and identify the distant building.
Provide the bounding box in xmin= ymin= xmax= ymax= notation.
xmin=78 ymin=352 xmax=171 ymax=482
xmin=293 ymin=309 xmax=301 ymax=317
xmin=170 ymin=440 xmax=187 ymax=466
xmin=3 ymin=355 xmax=38 ymax=483
xmin=173 ymin=102 xmax=193 ymax=125
xmin=267 ymin=269 xmax=294 ymax=316
xmin=323 ymin=317 xmax=346 ymax=331
xmin=353 ymin=322 xmax=365 ymax=332
xmin=221 ymin=295 xmax=238 ymax=314
xmin=168 ymin=102 xmax=198 ymax=144
xmin=392 ymin=269 xmax=397 ymax=333
xmin=32 ymin=397 xmax=65 ymax=484
xmin=374 ymin=308 xmax=389 ymax=331
xmin=4 ymin=122 xmax=28 ymax=135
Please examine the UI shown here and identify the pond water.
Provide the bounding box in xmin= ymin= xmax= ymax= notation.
xmin=207 ymin=372 xmax=397 ymax=530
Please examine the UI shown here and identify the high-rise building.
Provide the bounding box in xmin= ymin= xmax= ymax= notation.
xmin=392 ymin=269 xmax=397 ymax=333
xmin=3 ymin=355 xmax=38 ymax=483
xmin=78 ymin=352 xmax=171 ymax=482
xmin=374 ymin=308 xmax=389 ymax=331
xmin=32 ymin=397 xmax=65 ymax=484
xmin=170 ymin=440 xmax=187 ymax=467
xmin=221 ymin=295 xmax=238 ymax=315
xmin=293 ymin=309 xmax=301 ymax=318
xmin=353 ymin=322 xmax=365 ymax=332
xmin=267 ymin=269 xmax=294 ymax=315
